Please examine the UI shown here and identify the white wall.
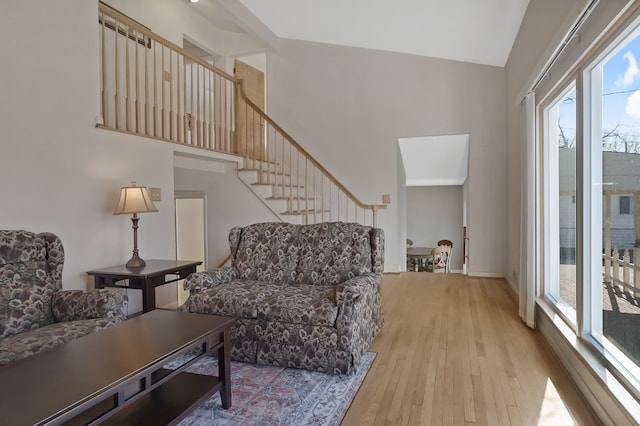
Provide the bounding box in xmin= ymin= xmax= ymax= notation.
xmin=406 ymin=186 xmax=464 ymax=272
xmin=103 ymin=0 xmax=260 ymax=60
xmin=173 ymin=155 xmax=280 ymax=269
xmin=504 ymin=0 xmax=584 ymax=288
xmin=266 ymin=39 xmax=507 ymax=275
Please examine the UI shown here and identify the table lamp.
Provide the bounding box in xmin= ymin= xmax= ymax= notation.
xmin=114 ymin=182 xmax=158 ymax=269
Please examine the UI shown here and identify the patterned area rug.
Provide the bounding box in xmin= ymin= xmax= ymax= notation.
xmin=165 ymin=352 xmax=375 ymax=426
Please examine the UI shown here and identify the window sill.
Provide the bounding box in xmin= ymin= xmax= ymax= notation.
xmin=536 ymin=298 xmax=640 ymax=425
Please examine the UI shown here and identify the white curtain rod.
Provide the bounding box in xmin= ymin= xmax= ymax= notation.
xmin=530 ymin=0 xmax=600 ymax=93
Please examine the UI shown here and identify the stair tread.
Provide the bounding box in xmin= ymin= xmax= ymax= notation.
xmin=281 ymin=209 xmax=331 ymax=215
xmin=267 ymin=196 xmax=316 ymax=201
xmin=250 ymin=183 xmax=305 ymax=189
xmin=239 ymin=168 xmax=291 ymax=177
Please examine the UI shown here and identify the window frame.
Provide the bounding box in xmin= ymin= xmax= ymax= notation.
xmin=538 ymin=9 xmax=640 ymax=402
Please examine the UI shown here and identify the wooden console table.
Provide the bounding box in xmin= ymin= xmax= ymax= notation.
xmin=0 ymin=310 xmax=235 ymax=425
xmin=88 ymin=259 xmax=202 ymax=313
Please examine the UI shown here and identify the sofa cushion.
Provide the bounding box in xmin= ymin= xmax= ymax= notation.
xmin=258 ymin=285 xmax=338 ymax=326
xmin=232 ymin=223 xmax=300 ymax=285
xmin=0 ymin=231 xmax=56 ymax=339
xmin=295 ymin=222 xmax=373 ymax=285
xmin=186 ymin=280 xmax=283 ymax=318
xmin=0 ymin=318 xmax=122 ymax=365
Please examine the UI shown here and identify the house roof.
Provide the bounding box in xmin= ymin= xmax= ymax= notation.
xmin=560 ymin=148 xmax=640 ymax=193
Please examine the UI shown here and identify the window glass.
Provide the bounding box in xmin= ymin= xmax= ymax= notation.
xmin=544 ymin=85 xmax=578 ymax=321
xmin=620 ymin=195 xmax=632 ymax=215
xmin=589 ymin=29 xmax=640 ymax=370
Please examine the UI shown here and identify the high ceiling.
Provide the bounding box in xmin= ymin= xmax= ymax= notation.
xmin=210 ymin=0 xmax=530 ymax=67
xmin=191 ymin=0 xmax=531 ymax=186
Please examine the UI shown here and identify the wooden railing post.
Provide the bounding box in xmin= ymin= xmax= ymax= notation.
xmin=612 ymin=247 xmax=620 ymax=286
xmin=623 ymin=250 xmax=631 ymax=287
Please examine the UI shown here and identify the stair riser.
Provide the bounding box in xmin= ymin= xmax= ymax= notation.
xmin=238 ymin=170 xmax=296 ymax=186
xmin=238 ymin=167 xmax=333 ymax=226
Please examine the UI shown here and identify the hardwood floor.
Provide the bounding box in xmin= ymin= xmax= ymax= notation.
xmin=341 ymin=273 xmax=601 ymax=426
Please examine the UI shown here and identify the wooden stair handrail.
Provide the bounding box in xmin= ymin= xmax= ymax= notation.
xmin=236 ymin=82 xmax=387 ymax=214
xmin=99 ymin=2 xmax=236 ymax=83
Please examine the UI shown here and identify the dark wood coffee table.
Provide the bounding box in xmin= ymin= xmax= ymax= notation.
xmin=0 ymin=310 xmax=235 ymax=425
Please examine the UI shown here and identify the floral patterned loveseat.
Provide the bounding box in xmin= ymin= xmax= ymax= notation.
xmin=182 ymin=221 xmax=384 ymax=374
xmin=0 ymin=230 xmax=128 ymax=365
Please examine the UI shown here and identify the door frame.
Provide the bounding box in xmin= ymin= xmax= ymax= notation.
xmin=174 ymin=191 xmax=208 ymax=304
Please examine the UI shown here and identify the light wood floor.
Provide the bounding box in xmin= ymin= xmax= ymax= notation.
xmin=341 ymin=273 xmax=601 ymax=426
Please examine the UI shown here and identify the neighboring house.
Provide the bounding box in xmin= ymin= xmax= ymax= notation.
xmin=559 ymin=148 xmax=640 ymax=262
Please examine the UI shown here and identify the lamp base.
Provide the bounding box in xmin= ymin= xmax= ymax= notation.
xmin=125 ymin=254 xmax=146 ymax=269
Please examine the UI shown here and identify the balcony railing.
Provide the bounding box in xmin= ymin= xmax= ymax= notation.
xmin=98 ymin=2 xmax=385 ymax=227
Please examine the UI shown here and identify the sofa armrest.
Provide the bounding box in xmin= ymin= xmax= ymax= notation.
xmin=336 ymin=273 xmax=380 ymax=306
xmin=184 ymin=267 xmax=239 ymax=293
xmin=52 ymin=288 xmax=128 ymax=322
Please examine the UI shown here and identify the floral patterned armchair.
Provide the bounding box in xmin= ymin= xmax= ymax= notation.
xmin=0 ymin=230 xmax=128 ymax=365
xmin=182 ymin=221 xmax=384 ymax=374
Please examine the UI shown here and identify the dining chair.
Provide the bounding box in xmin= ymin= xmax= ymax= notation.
xmin=427 ymin=240 xmax=453 ymax=273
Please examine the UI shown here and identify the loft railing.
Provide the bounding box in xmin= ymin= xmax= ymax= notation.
xmin=98 ymin=2 xmax=385 ymax=227
xmin=98 ymin=3 xmax=235 ymax=151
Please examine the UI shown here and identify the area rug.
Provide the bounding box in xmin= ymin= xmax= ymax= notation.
xmin=164 ymin=351 xmax=376 ymax=426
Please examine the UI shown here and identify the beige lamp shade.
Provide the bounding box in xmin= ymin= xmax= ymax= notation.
xmin=114 ymin=183 xmax=158 ymax=215
xmin=113 ymin=182 xmax=158 ymax=269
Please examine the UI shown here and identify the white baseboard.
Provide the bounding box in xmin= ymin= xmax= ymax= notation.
xmin=466 ymin=271 xmax=505 ymax=278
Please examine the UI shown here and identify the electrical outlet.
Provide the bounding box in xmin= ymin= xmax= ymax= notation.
xmin=382 ymin=194 xmax=391 ymax=204
xmin=149 ymin=187 xmax=161 ymax=202
xmin=163 ymin=71 xmax=171 ymax=82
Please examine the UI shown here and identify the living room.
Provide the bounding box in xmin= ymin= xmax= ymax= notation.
xmin=3 ymin=0 xmax=640 ymax=424
xmin=1 ymin=0 xmax=511 ymax=287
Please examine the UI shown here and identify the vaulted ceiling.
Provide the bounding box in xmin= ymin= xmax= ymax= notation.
xmin=203 ymin=0 xmax=530 ymax=67
xmin=192 ymin=0 xmax=532 ymax=186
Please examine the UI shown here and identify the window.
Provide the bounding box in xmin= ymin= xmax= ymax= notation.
xmin=585 ymin=26 xmax=640 ymax=376
xmin=541 ymin=11 xmax=640 ymax=401
xmin=543 ymin=84 xmax=578 ymax=322
xmin=620 ymin=195 xmax=632 ymax=214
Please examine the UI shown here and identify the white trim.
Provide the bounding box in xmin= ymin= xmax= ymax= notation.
xmin=467 ymin=272 xmax=505 ymax=278
xmin=519 ymin=92 xmax=536 ymax=328
xmin=537 ymin=300 xmax=639 ymax=425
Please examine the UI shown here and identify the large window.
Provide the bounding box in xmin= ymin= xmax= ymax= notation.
xmin=542 ymin=17 xmax=640 ymax=395
xmin=587 ymin=27 xmax=640 ymax=373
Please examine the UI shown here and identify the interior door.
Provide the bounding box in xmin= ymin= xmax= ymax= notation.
xmin=234 ymin=59 xmax=265 ymax=159
xmin=175 ymin=196 xmax=206 ymax=305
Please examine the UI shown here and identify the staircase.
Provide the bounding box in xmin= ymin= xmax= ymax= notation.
xmin=97 ymin=3 xmax=385 ymax=227
xmin=237 ymin=164 xmax=326 ymax=225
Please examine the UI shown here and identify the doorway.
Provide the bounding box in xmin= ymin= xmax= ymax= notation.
xmin=234 ymin=56 xmax=266 ymax=159
xmin=399 ymin=134 xmax=469 ymax=273
xmin=175 ymin=192 xmax=207 ymax=305
xmin=406 ymin=186 xmax=464 ymax=272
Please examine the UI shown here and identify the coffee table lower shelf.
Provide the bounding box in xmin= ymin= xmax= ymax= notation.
xmin=104 ymin=372 xmax=219 ymax=425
